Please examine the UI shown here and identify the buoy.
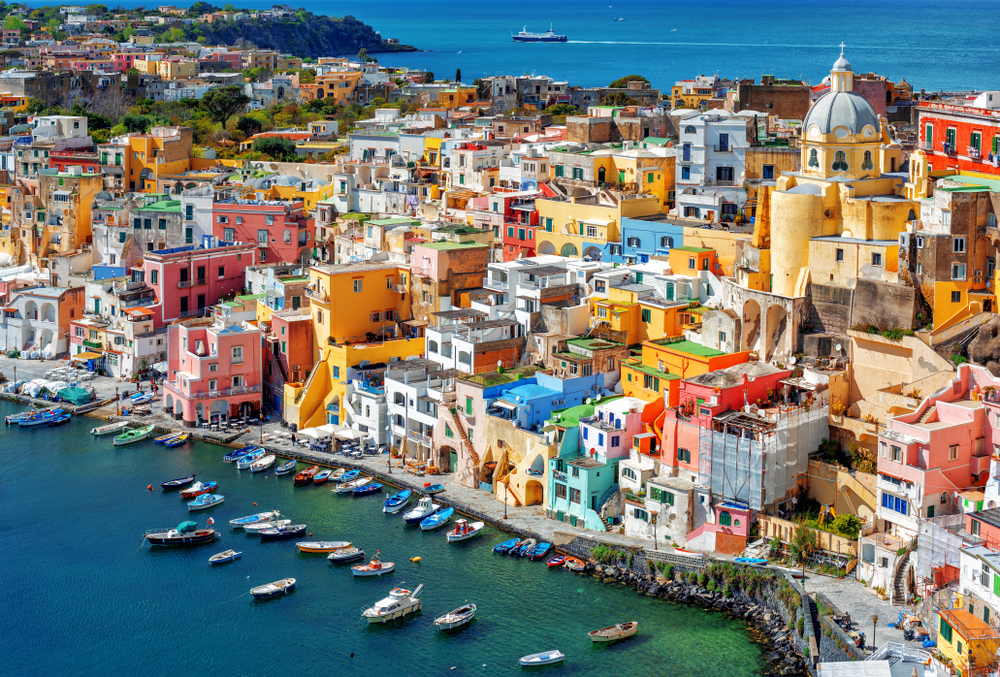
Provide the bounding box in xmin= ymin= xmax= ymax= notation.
xmin=253 ymin=502 xmax=257 ymax=506
xmin=147 ymin=485 xmax=152 ymax=491
xmin=309 ymin=533 xmax=313 ymax=536
xmin=410 ymin=556 xmax=422 ymax=563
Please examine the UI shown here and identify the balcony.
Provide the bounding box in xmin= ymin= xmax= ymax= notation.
xmin=969 ymin=147 xmax=982 ymax=160
xmin=713 ymin=144 xmax=732 ymax=153
xmin=407 ymin=430 xmax=431 ymax=446
xmin=392 ymin=283 xmax=407 ymax=294
xmin=82 ymin=339 xmax=103 ymax=350
xmin=177 ymin=277 xmax=207 ymax=289
xmin=165 ymin=381 xmax=261 ymax=400
xmin=304 ymin=286 xmax=329 ymax=303
xmin=482 ymin=277 xmax=509 ymax=291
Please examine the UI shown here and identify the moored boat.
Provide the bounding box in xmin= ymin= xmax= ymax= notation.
xmin=250 ymin=578 xmax=295 ymax=599
xmin=434 ymin=603 xmax=477 ymax=630
xmin=420 ymin=506 xmax=454 ymax=531
xmin=328 ymin=546 xmax=365 ymax=563
xmin=328 ymin=468 xmax=345 ymax=483
xmin=293 ymin=465 xmax=320 ymax=486
xmin=353 ymin=482 xmax=383 ymax=496
xmin=528 ymin=542 xmax=552 ymax=560
xmin=18 ymin=408 xmax=65 ymax=427
xmin=223 ymin=445 xmax=255 ymax=463
xmin=161 ymin=474 xmax=196 ymax=491
xmin=130 ymin=393 xmax=151 ymax=405
xmin=209 ymin=549 xmax=242 ymax=564
xmin=187 ymin=493 xmax=224 ymax=511
xmin=296 ymin=540 xmax=351 ymax=553
xmin=244 ymin=519 xmax=291 ymax=534
xmin=145 ymin=521 xmax=216 ymax=546
xmin=335 ymin=477 xmax=370 ymax=494
xmin=402 ymin=497 xmax=441 ymax=524
xmin=155 ymin=431 xmax=182 ymax=444
xmin=351 ymin=552 xmax=394 ymax=577
xmin=519 ymin=650 xmax=565 ymax=667
xmin=113 ymin=424 xmax=155 ymax=446
xmin=493 ymin=538 xmax=519 ymax=554
xmin=47 ymin=413 xmax=71 ymax=426
xmin=735 ymin=557 xmax=768 ymax=566
xmin=515 ymin=538 xmax=537 ymax=557
xmin=180 ymin=480 xmax=218 ymax=499
xmin=547 ymin=555 xmax=566 ymax=568
xmin=673 ymin=547 xmax=705 ymax=559
xmin=588 ymin=621 xmax=638 ymax=643
xmin=7 ymin=407 xmax=56 ymax=425
xmin=446 ymin=519 xmax=484 ymax=543
xmin=229 ymin=511 xmax=279 ymax=528
xmin=383 ymin=489 xmax=412 ymax=514
xmin=362 ymin=584 xmax=422 ymax=623
xmin=248 ymin=454 xmax=276 ymax=473
xmin=336 ymin=469 xmax=360 ymax=484
xmin=312 ymin=469 xmax=333 ymax=485
xmin=235 ymin=449 xmax=265 ymax=470
xmin=259 ymin=524 xmax=307 ymax=541
xmin=424 ymin=483 xmax=445 ymax=495
xmin=164 ymin=434 xmax=189 ymax=448
xmin=274 ymin=459 xmax=297 ymax=475
xmin=564 ymin=557 xmax=585 ymax=572
xmin=91 ymin=420 xmax=129 ymax=436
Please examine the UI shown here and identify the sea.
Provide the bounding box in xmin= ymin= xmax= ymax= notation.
xmin=0 ymin=400 xmax=765 ymax=677
xmin=43 ymin=0 xmax=1000 ymax=92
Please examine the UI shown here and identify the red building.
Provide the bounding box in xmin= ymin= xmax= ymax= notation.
xmin=490 ymin=190 xmax=540 ymax=261
xmin=49 ymin=148 xmax=100 ymax=174
xmin=212 ymin=199 xmax=314 ymax=265
xmin=262 ymin=309 xmax=314 ymax=413
xmin=919 ymin=97 xmax=1000 ymax=175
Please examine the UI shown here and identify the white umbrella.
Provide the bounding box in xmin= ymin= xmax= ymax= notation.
xmin=336 ymin=429 xmax=363 ymax=441
xmin=298 ymin=428 xmax=322 ymax=441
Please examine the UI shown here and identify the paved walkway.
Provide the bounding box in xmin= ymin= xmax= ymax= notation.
xmin=802 ymin=571 xmax=907 ymax=647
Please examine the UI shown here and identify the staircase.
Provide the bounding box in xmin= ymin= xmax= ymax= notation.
xmin=917 ymin=405 xmax=936 ymax=424
xmin=449 ymin=406 xmax=480 ymax=469
xmin=890 ymin=546 xmax=914 ymax=606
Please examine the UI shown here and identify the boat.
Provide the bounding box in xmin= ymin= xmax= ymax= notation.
xmin=493 ymin=538 xmax=520 ymax=554
xmin=250 ymin=578 xmax=295 ymax=599
xmin=18 ymin=408 xmax=65 ymax=427
xmin=780 ymin=566 xmax=806 ymax=579
xmin=547 ymin=555 xmax=567 ymax=568
xmin=588 ymin=621 xmax=639 ymax=643
xmin=259 ymin=524 xmax=307 ymax=541
xmin=293 ymin=465 xmax=319 ymax=486
xmin=335 ymin=477 xmax=371 ymax=494
xmin=519 ymin=650 xmax=565 ymax=667
xmin=235 ymin=449 xmax=265 ymax=470
xmin=6 ymin=407 xmax=56 ymax=425
xmin=144 ymin=521 xmax=216 ymax=546
xmin=383 ymin=490 xmax=412 ymax=514
xmin=515 ymin=538 xmax=537 ymax=557
xmin=155 ymin=431 xmax=182 ymax=444
xmin=223 ymin=445 xmax=255 ymax=463
xmin=47 ymin=413 xmax=71 ymax=426
xmin=274 ymin=459 xmax=297 ymax=475
xmin=735 ymin=557 xmax=768 ymax=566
xmin=312 ymin=469 xmax=333 ymax=485
xmin=244 ymin=519 xmax=291 ymax=534
xmin=180 ymin=480 xmax=218 ymax=499
xmin=424 ymin=483 xmax=446 ymax=495
xmin=296 ymin=540 xmax=351 ymax=553
xmin=336 ymin=469 xmax=360 ymax=483
xmin=209 ymin=549 xmax=242 ymax=564
xmin=673 ymin=548 xmax=705 ymax=559
xmin=353 ymin=482 xmax=383 ymax=497
xmin=328 ymin=468 xmax=345 ymax=483
xmin=528 ymin=542 xmax=553 ymax=560
xmin=351 ymin=552 xmax=395 ymax=577
xmin=512 ymin=25 xmax=567 ymax=42
xmin=446 ymin=519 xmax=484 ymax=543
xmin=361 ymin=584 xmax=422 ymax=623
xmin=328 ymin=546 xmax=365 ymax=563
xmin=420 ymin=506 xmax=454 ymax=531
xmin=434 ymin=604 xmax=477 ymax=630
xmin=564 ymin=557 xmax=585 ymax=572
xmin=161 ymin=474 xmax=196 ymax=491
xmin=130 ymin=393 xmax=151 ymax=405
xmin=113 ymin=424 xmax=155 ymax=446
xmin=164 ymin=434 xmax=189 ymax=448
xmin=229 ymin=511 xmax=279 ymax=529
xmin=402 ymin=497 xmax=441 ymax=524
xmin=614 ymin=16 xmax=625 ymax=21
xmin=248 ymin=454 xmax=276 ymax=473
xmin=91 ymin=420 xmax=129 ymax=436
xmin=187 ymin=493 xmax=224 ymax=511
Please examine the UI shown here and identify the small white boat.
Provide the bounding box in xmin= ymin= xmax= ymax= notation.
xmin=672 ymin=547 xmax=705 ymax=559
xmin=229 ymin=511 xmax=279 ymax=529
xmin=297 ymin=541 xmax=351 ymax=553
xmin=335 ymin=477 xmax=370 ymax=494
xmin=91 ymin=420 xmax=130 ymax=436
xmin=236 ymin=449 xmax=265 ymax=470
xmin=434 ymin=603 xmax=477 ymax=630
xmin=328 ymin=546 xmax=365 ymax=563
xmin=446 ymin=519 xmax=484 ymax=543
xmin=402 ymin=496 xmax=440 ymax=524
xmin=351 ymin=552 xmax=394 ymax=577
xmin=249 ymin=454 xmax=276 ymax=473
xmin=209 ymin=549 xmax=242 ymax=564
xmin=250 ymin=577 xmax=295 ymax=599
xmin=362 ymin=584 xmax=422 ymax=623
xmin=187 ymin=494 xmax=224 ymax=511
xmin=588 ymin=621 xmax=638 ymax=643
xmin=519 ymin=650 xmax=565 ymax=667
xmin=244 ymin=519 xmax=291 ymax=534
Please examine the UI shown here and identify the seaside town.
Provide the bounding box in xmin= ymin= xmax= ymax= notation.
xmin=5 ymin=2 xmax=1000 ymax=675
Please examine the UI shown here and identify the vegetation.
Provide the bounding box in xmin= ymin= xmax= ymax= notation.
xmin=252 ymin=136 xmax=297 ymax=161
xmin=789 ymin=524 xmax=819 ymax=564
xmin=200 ymin=85 xmax=251 ymax=128
xmin=590 ymin=544 xmax=628 ymax=564
xmin=608 ymin=74 xmax=649 ymax=88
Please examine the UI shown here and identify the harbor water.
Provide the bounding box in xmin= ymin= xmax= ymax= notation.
xmin=1 ymin=402 xmax=765 ymax=676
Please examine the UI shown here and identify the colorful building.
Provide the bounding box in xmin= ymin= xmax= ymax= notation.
xmin=621 ymin=338 xmax=751 ymax=406
xmin=213 ymin=198 xmax=314 ymax=265
xmin=937 ymin=607 xmax=999 ymax=677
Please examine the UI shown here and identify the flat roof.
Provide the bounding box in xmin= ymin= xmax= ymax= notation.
xmin=566 ymin=337 xmax=624 ymax=350
xmin=672 ymin=246 xmax=712 ymax=253
xmin=649 ymin=338 xmax=725 ymax=358
xmin=418 ymin=241 xmax=487 ymax=251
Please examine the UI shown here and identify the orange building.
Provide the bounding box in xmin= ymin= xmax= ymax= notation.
xmin=668 ymin=246 xmax=723 ymax=277
xmin=621 ymin=338 xmax=751 ymax=406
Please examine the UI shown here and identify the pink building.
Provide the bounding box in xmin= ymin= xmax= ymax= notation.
xmin=113 ymin=52 xmax=143 ymax=72
xmin=212 ymin=199 xmax=314 ymax=265
xmin=139 ymin=243 xmax=257 ymax=327
xmin=163 ymin=321 xmax=263 ymax=425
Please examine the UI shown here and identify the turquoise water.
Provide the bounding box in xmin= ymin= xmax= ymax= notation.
xmin=1 ymin=401 xmax=764 ymax=676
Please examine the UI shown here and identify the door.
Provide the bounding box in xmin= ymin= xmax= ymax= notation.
xmin=197 ymin=294 xmax=206 ymax=310
xmin=718 ymin=133 xmax=729 ymax=152
xmin=449 ymin=450 xmax=458 ymax=473
xmin=597 ymin=167 xmax=605 ymax=184
xmin=93 ymin=299 xmax=100 ymax=314
xmin=180 ymin=296 xmax=189 ymax=314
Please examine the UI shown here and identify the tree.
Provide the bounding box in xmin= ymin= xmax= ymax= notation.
xmin=357 ymin=47 xmax=367 ymax=63
xmin=236 ymin=115 xmax=263 ymax=138
xmin=299 ymin=68 xmax=316 ymax=84
xmin=608 ymin=74 xmax=649 ymax=89
xmin=455 ymin=68 xmax=461 ymax=84
xmin=200 ymin=85 xmax=249 ymax=128
xmin=830 ymin=514 xmax=863 ymax=540
xmin=253 ymin=136 xmax=297 ymax=162
xmin=88 ymin=86 xmax=135 ymax=121
xmin=789 ymin=524 xmax=819 ymax=564
xmin=3 ymin=16 xmax=25 ymax=31
xmin=122 ymin=114 xmax=151 ymax=134
xmin=423 ymin=72 xmax=434 ymax=84
xmin=601 ymin=92 xmax=637 ymax=106
xmin=544 ymin=103 xmax=580 ymax=117
xmin=85 ymin=4 xmax=108 ymax=14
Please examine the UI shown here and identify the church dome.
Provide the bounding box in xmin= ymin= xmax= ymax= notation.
xmin=803 ymin=90 xmax=880 ymax=137
xmin=833 ymin=53 xmax=851 ymax=71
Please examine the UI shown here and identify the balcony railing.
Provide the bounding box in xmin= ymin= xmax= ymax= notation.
xmin=392 ymin=283 xmax=407 ymax=294
xmin=713 ymin=144 xmax=732 ymax=153
xmin=165 ymin=381 xmax=261 ymax=400
xmin=304 ymin=287 xmax=329 ymax=303
xmin=177 ymin=277 xmax=207 ymax=289
xmin=82 ymin=339 xmax=103 ymax=350
xmin=482 ymin=277 xmax=509 ymax=291
xmin=407 ymin=430 xmax=431 ymax=446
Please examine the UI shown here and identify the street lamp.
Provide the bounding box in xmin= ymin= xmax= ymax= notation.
xmin=504 ymin=481 xmax=509 ymax=520
xmin=871 ymin=614 xmax=878 ymax=653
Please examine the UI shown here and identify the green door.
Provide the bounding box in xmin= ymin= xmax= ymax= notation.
xmin=449 ymin=450 xmax=458 ymax=473
xmin=618 ymin=170 xmax=625 ymax=184
xmin=93 ymin=299 xmax=100 ymax=314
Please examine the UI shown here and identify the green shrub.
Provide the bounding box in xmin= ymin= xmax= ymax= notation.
xmin=664 ymin=563 xmax=674 ymax=580
xmin=797 ymin=617 xmax=805 ymax=636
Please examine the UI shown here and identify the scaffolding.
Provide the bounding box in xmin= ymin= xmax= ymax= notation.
xmin=915 ymin=513 xmax=966 ymax=598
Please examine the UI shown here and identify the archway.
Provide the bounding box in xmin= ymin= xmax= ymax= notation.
xmin=439 ymin=445 xmax=458 ymax=473
xmin=23 ymin=300 xmax=37 ymax=320
xmin=210 ymin=399 xmax=229 ymax=421
xmin=560 ymin=243 xmax=578 ymax=257
xmin=597 ymin=166 xmax=606 ymax=184
xmin=537 ymin=241 xmax=556 ymax=255
xmin=741 ymin=299 xmax=761 ymax=352
xmin=165 ymin=394 xmax=173 ymax=412
xmin=194 ymin=402 xmax=205 ymax=424
xmin=524 ymin=479 xmax=544 ymax=505
xmin=765 ymin=304 xmax=788 ymax=361
xmin=582 ymin=245 xmax=602 ymax=261
xmin=41 ymin=303 xmax=55 ymax=322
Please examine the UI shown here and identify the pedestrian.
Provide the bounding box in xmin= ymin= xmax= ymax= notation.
xmin=291 ymin=433 xmax=296 ymax=446
xmin=387 ymin=458 xmax=392 ymax=474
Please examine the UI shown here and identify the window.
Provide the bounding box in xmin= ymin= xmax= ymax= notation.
xmin=660 ymin=236 xmax=673 ymax=248
xmin=718 ymin=331 xmax=727 ymax=345
xmin=370 ymin=311 xmax=381 ymax=323
xmin=925 ymin=124 xmax=933 ymax=149
xmin=891 ymin=445 xmax=902 ymax=462
xmin=555 ymin=483 xmax=567 ymax=499
xmin=507 ymin=226 xmax=514 ymax=238
xmin=158 ymin=218 xmax=166 ymax=230
xmin=917 ymin=236 xmax=924 ymax=249
xmin=972 ymin=131 xmax=982 ymax=151
xmin=208 ymin=379 xmax=217 ymax=392
xmin=681 ymin=166 xmax=690 ymax=180
xmin=332 ymin=366 xmax=340 ymax=379
xmin=217 ymin=215 xmax=228 ymax=224
xmin=151 ymin=270 xmax=158 ymax=285
xmin=185 ymin=205 xmax=193 ymax=220
xmin=832 ymin=150 xmax=848 ymax=171
xmin=946 ymin=128 xmax=957 ymax=148
xmin=232 ymin=375 xmax=243 ymax=388
xmin=953 ymin=237 xmax=966 ymax=253
xmin=809 ymin=149 xmax=819 ymax=168
xmin=641 ymin=308 xmax=651 ymax=322
xmin=762 ymin=164 xmax=774 ymax=179
xmin=353 ymin=279 xmax=363 ymax=293
xmin=871 ymin=252 xmax=882 ymax=267
xmin=939 ymin=618 xmax=953 ymax=643
xmin=952 ymin=264 xmax=966 ymax=281
xmin=585 ymin=225 xmax=598 ymax=238
xmin=223 ymin=228 xmax=234 ymax=242
xmin=257 ymin=229 xmax=268 ymax=246
xmin=862 ymin=151 xmax=874 ymax=171
xmin=143 ymin=219 xmax=152 ymax=230
xmin=569 ymin=488 xmax=581 ymax=504
xmin=632 ymin=507 xmax=649 ymax=522
xmin=209 ymin=363 xmax=217 ymax=372
xmin=719 ymin=511 xmax=732 ymax=526
xmin=949 ymin=445 xmax=959 ymax=461
xmin=643 ymin=374 xmax=660 ymax=392
xmin=231 ymin=345 xmax=243 ymax=364
xmin=835 ymin=248 xmax=844 ymax=262
xmin=545 ymin=217 xmax=553 ymax=232
xmin=265 ymin=215 xmax=274 ymax=226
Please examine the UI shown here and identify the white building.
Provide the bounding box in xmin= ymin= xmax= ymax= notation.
xmin=673 ymin=112 xmax=749 ymax=223
xmin=0 ymin=285 xmax=80 ymax=357
xmin=384 ymin=358 xmax=455 ymax=461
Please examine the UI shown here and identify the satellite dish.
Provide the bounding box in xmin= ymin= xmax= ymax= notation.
xmin=835 ymin=343 xmax=842 ymax=352
xmin=586 ymin=398 xmax=593 ymax=405
xmin=596 ymin=394 xmax=602 ymax=402
xmin=789 ymin=356 xmax=797 ymax=365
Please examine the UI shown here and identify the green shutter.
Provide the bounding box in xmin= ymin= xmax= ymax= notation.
xmin=994 ymin=573 xmax=1000 ymax=597
xmin=465 ymin=397 xmax=472 ymax=416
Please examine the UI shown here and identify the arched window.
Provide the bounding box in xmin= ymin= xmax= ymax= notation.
xmin=684 ymin=125 xmax=696 ymax=134
xmin=908 ymin=209 xmax=917 ymax=221
xmin=862 ymin=151 xmax=874 ymax=171
xmin=832 ymin=150 xmax=849 ymax=171
xmin=622 ymin=467 xmax=636 ymax=480
xmin=808 ymin=149 xmax=819 ymax=168
xmin=940 ymin=492 xmax=949 ymax=504
xmin=734 ymin=519 xmax=741 ymax=528
xmin=428 ymin=340 xmax=438 ymax=354
xmin=719 ymin=511 xmax=732 ymax=526
xmin=283 ymin=229 xmax=291 ymax=244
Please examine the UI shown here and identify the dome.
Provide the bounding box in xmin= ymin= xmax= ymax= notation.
xmin=803 ymin=90 xmax=880 ymax=136
xmin=833 ymin=54 xmax=851 ymax=71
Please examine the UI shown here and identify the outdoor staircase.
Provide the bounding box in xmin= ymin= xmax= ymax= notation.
xmin=917 ymin=405 xmax=937 ymax=424
xmin=891 ymin=550 xmax=912 ymax=606
xmin=449 ymin=406 xmax=480 ymax=469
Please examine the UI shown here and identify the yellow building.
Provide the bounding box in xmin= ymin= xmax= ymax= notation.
xmin=670 ymin=77 xmax=717 ymax=110
xmin=668 ymin=246 xmax=722 ymax=277
xmin=302 ymin=72 xmax=363 ymax=105
xmin=247 ymin=50 xmax=278 ymax=71
xmin=937 ymin=607 xmax=999 ymax=677
xmin=592 ymin=287 xmax=704 ymax=345
xmin=263 ymin=180 xmax=337 ymax=211
xmin=305 ymin=261 xmax=412 ymax=347
xmin=621 ymin=339 xmax=750 ymax=406
xmin=548 ymin=146 xmax=675 ymax=213
xmin=122 ymin=127 xmax=193 ymax=193
xmin=155 ymin=58 xmax=197 ymax=81
xmin=437 ymin=87 xmax=477 ymax=109
xmin=535 ymin=192 xmax=661 ymax=259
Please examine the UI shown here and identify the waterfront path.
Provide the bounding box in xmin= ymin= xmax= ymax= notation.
xmin=803 ymin=573 xmax=907 ymax=646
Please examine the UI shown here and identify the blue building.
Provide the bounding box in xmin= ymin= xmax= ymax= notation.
xmin=619 ymin=216 xmax=685 ymax=265
xmin=485 ymin=372 xmax=607 ymax=433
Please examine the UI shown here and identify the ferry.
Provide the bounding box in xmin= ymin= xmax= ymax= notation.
xmin=512 ymin=25 xmax=567 ymax=43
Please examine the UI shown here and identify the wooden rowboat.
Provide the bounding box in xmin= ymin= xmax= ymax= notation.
xmin=588 ymin=621 xmax=638 ymax=643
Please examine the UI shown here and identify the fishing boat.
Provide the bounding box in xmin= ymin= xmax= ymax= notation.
xmin=229 ymin=511 xmax=279 ymax=529
xmin=673 ymin=548 xmax=705 ymax=559
xmin=248 ymin=454 xmax=276 ymax=473
xmin=402 ymin=497 xmax=441 ymax=524
xmin=547 ymin=555 xmax=567 ymax=568
xmin=296 ymin=540 xmax=351 ymax=553
xmin=209 ymin=549 xmax=242 ymax=564
xmin=161 ymin=474 xmax=196 ymax=491
xmin=130 ymin=393 xmax=152 ymax=405
xmin=424 ymin=483 xmax=446 ymax=495
xmin=91 ymin=420 xmax=129 ymax=436
xmin=6 ymin=407 xmax=55 ymax=425
xmin=335 ymin=477 xmax=371 ymax=494
xmin=328 ymin=468 xmax=345 ymax=483
xmin=293 ymin=465 xmax=320 ymax=486
xmin=353 ymin=482 xmax=383 ymax=497
xmin=519 ymin=650 xmax=565 ymax=667
xmin=274 ymin=459 xmax=297 ymax=476
xmin=144 ymin=521 xmax=216 ymax=546
xmin=180 ymin=480 xmax=218 ymax=499
xmin=113 ymin=424 xmax=155 ymax=446
xmin=434 ymin=604 xmax=477 ymax=630
xmin=362 ymin=584 xmax=422 ymax=623
xmin=383 ymin=489 xmax=412 ymax=514
xmin=235 ymin=449 xmax=265 ymax=470
xmin=328 ymin=546 xmax=365 ymax=563
xmin=588 ymin=621 xmax=639 ymax=643
xmin=244 ymin=519 xmax=291 ymax=534
xmin=250 ymin=578 xmax=295 ymax=599
xmin=47 ymin=413 xmax=71 ymax=426
xmin=351 ymin=552 xmax=395 ymax=577
xmin=164 ymin=434 xmax=189 ymax=448
xmin=735 ymin=557 xmax=768 ymax=566
xmin=493 ymin=538 xmax=520 ymax=554
xmin=515 ymin=538 xmax=537 ymax=557
xmin=420 ymin=506 xmax=454 ymax=531
xmin=155 ymin=431 xmax=182 ymax=444
xmin=18 ymin=408 xmax=65 ymax=427
xmin=336 ymin=469 xmax=360 ymax=484
xmin=259 ymin=524 xmax=307 ymax=541
xmin=511 ymin=25 xmax=567 ymax=42
xmin=564 ymin=557 xmax=585 ymax=572
xmin=446 ymin=519 xmax=484 ymax=543
xmin=528 ymin=542 xmax=552 ymax=560
xmin=312 ymin=469 xmax=333 ymax=485
xmin=779 ymin=567 xmax=805 ymax=579
xmin=187 ymin=493 xmax=224 ymax=511
xmin=223 ymin=445 xmax=255 ymax=463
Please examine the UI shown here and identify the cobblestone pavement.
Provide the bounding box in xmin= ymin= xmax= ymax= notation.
xmin=801 ymin=571 xmax=908 ymax=647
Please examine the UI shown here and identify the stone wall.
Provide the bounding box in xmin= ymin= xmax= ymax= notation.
xmin=806 ymin=283 xmax=853 ymax=334
xmin=851 ymin=279 xmax=917 ymax=330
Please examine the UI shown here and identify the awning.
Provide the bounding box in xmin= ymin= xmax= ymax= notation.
xmin=72 ymin=351 xmax=103 ymax=361
xmin=493 ymin=400 xmax=517 ymax=410
xmin=336 ymin=428 xmax=364 ymax=441
xmin=151 ymin=361 xmax=168 ymax=373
